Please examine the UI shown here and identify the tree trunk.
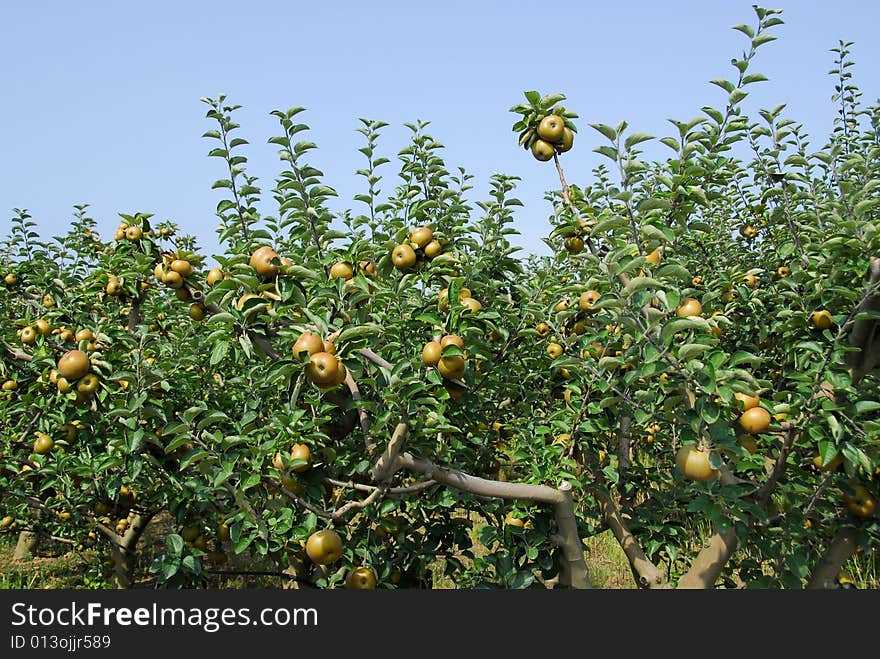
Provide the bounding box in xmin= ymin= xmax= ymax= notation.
xmin=13 ymin=530 xmax=39 ymax=561
xmin=108 ymin=513 xmax=148 ymax=589
xmin=677 ymin=528 xmax=738 ymax=589
xmin=807 ymin=526 xmax=858 ymax=589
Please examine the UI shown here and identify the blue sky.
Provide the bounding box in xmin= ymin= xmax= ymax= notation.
xmin=1 ymin=1 xmax=878 ymax=261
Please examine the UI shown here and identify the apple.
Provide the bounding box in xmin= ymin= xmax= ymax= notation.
xmin=391 ymin=244 xmax=417 ymax=270
xmin=813 ymin=452 xmax=843 ymax=472
xmin=163 ymin=270 xmax=184 ymax=289
xmin=675 ymin=445 xmax=718 ymax=482
xmin=438 ymin=355 xmax=466 ymax=379
xmin=676 ymin=298 xmax=702 ymax=318
xmin=440 ymin=335 xmax=464 ymax=350
xmin=461 ymin=297 xmax=482 ymax=314
xmin=57 ymin=350 xmax=91 ymax=381
xmin=305 ymin=529 xmax=343 ymax=565
xmin=33 ymin=433 xmax=54 ymax=455
xmin=410 ymin=226 xmax=433 ymax=249
xmin=250 ymin=246 xmax=280 ymax=278
xmin=330 ymin=261 xmax=354 ymax=279
xmin=76 ymin=373 xmax=100 ymax=394
xmin=422 ymin=341 xmax=442 ymax=366
xmin=564 ymin=236 xmax=584 ymax=254
xmin=537 ymin=114 xmax=565 ymax=143
xmin=811 ymin=310 xmax=833 ymax=330
xmin=557 ymin=127 xmax=574 ymax=153
xmin=20 ymin=326 xmax=37 ymax=345
xmin=579 ymin=290 xmax=601 ymax=312
xmin=739 ymin=407 xmax=771 ymax=434
xmin=306 ymin=352 xmax=341 ymax=387
xmin=345 ymin=566 xmax=377 ymax=589
xmin=293 ymin=332 xmax=324 ymax=361
xmin=34 ymin=319 xmax=51 ymax=336
xmin=424 ymin=240 xmax=443 ymax=259
xmin=206 ymin=267 xmax=224 ymax=286
xmin=531 ymin=139 xmax=555 ymax=161
xmin=734 ymin=391 xmax=760 ymax=411
xmin=290 ymin=444 xmax=312 ymax=473
xmin=843 ymin=485 xmax=876 ymax=518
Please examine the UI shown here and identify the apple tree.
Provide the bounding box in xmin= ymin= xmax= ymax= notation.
xmin=1 ymin=4 xmax=877 ymax=589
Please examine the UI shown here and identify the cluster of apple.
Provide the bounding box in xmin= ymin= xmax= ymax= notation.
xmin=17 ymin=319 xmax=97 ymax=353
xmin=293 ymin=332 xmax=347 ymax=388
xmin=153 ymin=254 xmax=195 ymax=291
xmin=437 ymin=285 xmax=482 ymax=314
xmin=530 ymin=113 xmax=574 ymax=162
xmin=45 ymin=349 xmax=101 ymax=407
xmin=272 ymin=443 xmax=313 ymax=500
xmin=328 ymin=259 xmax=377 ymax=286
xmin=391 ymin=226 xmax=444 ymax=271
xmin=421 ymin=334 xmax=467 ymax=381
xmin=113 ymin=219 xmax=145 ymax=242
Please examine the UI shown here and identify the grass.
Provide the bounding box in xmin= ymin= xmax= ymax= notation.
xmin=585 ymin=531 xmax=636 ymax=589
xmin=0 ymin=535 xmax=103 ymax=589
xmin=2 ymin=519 xmax=876 ymax=589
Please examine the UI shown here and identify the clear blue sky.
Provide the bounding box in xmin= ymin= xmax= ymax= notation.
xmin=1 ymin=1 xmax=878 ymax=260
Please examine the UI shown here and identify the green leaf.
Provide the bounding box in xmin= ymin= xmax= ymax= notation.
xmin=166 ymin=534 xmax=184 ymax=555
xmin=732 ymin=24 xmax=755 ymax=38
xmin=285 ymin=265 xmax=323 ymax=281
xmin=338 ymin=323 xmax=384 ymax=343
xmin=207 ymin=312 xmax=235 ymax=325
xmin=590 ymin=123 xmax=617 ymax=142
xmin=590 ymin=215 xmax=628 ymax=235
xmin=655 ymin=264 xmax=691 ymax=283
xmin=729 ymin=351 xmax=760 ymax=368
xmin=638 ymin=198 xmax=671 ymax=211
xmin=729 ymin=89 xmax=748 ymax=105
xmin=594 ymin=145 xmax=618 ymax=161
xmin=162 ymin=561 xmax=179 ymax=581
xmin=210 ymin=340 xmax=228 ymax=366
xmin=710 ymin=79 xmax=735 ymax=93
xmin=854 ymin=401 xmax=880 ymax=416
xmin=752 ymin=33 xmax=778 ymax=47
xmin=624 ymin=132 xmax=654 ymax=149
xmin=679 ymin=343 xmax=712 ymax=360
xmin=661 ymin=317 xmax=709 ymax=344
xmin=622 ymin=276 xmax=662 ymax=296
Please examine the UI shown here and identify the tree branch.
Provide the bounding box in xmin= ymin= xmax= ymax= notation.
xmin=393 ymin=452 xmax=590 ymax=589
xmin=372 ymin=421 xmax=408 ymax=482
xmin=806 ymin=526 xmax=859 ymax=589
xmin=594 ymin=488 xmax=668 ymax=588
xmin=676 ymin=527 xmax=738 ymax=589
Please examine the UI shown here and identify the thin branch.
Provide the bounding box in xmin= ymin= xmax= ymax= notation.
xmin=358 ymin=348 xmax=394 ymax=370
xmin=331 ymin=485 xmax=387 ymax=522
xmin=345 ymin=370 xmax=372 ymax=450
xmin=2 ymin=341 xmax=32 ymax=362
xmin=323 ymin=477 xmax=436 ymax=496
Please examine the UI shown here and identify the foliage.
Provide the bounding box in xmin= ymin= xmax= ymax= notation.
xmin=1 ymin=5 xmax=877 ymax=589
